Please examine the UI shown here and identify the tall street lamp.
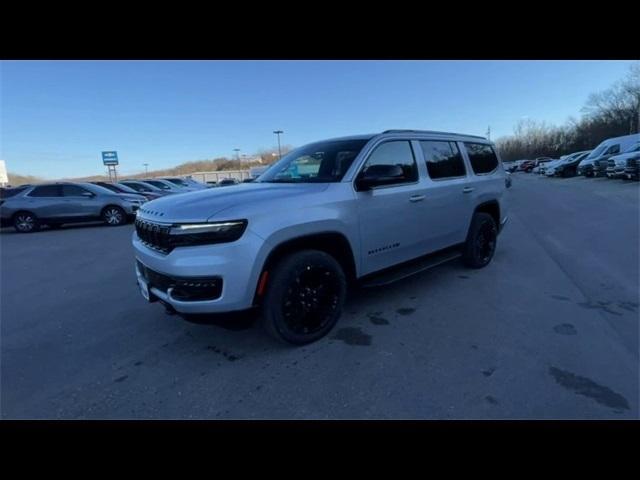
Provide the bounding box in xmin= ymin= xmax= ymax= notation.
xmin=143 ymin=163 xmax=149 ymax=175
xmin=273 ymin=130 xmax=284 ymax=159
xmin=233 ymin=148 xmax=240 ymax=161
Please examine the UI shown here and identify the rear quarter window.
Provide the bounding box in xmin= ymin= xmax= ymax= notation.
xmin=464 ymin=143 xmax=499 ymax=174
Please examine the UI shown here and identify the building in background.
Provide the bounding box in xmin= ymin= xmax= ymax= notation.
xmin=0 ymin=160 xmax=8 ymax=187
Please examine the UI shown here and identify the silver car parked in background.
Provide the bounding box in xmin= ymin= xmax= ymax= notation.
xmin=0 ymin=182 xmax=145 ymax=233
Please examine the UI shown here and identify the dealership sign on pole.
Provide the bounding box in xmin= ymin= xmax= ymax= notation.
xmin=102 ymin=151 xmax=119 ymax=165
xmin=102 ymin=151 xmax=119 ymax=182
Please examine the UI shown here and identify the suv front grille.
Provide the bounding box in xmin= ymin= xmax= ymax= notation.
xmin=135 ymin=218 xmax=173 ymax=254
xmin=137 ymin=260 xmax=222 ymax=301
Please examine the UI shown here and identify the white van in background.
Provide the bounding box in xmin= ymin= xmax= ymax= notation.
xmin=577 ymin=134 xmax=640 ymax=177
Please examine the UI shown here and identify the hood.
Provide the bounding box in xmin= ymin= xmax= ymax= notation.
xmin=609 ymin=152 xmax=640 ymax=165
xmin=579 ymin=154 xmax=606 ymax=166
xmin=135 ymin=182 xmax=330 ymax=223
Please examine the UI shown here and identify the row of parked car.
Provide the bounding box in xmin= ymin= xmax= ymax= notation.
xmin=0 ymin=176 xmax=214 ymax=233
xmin=504 ymin=134 xmax=640 ymax=181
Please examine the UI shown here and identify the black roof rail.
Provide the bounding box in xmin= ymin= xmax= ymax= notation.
xmin=382 ymin=129 xmax=487 ymax=140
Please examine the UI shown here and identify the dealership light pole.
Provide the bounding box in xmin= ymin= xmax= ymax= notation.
xmin=143 ymin=163 xmax=149 ymax=175
xmin=233 ymin=148 xmax=240 ymax=161
xmin=273 ymin=130 xmax=283 ymax=159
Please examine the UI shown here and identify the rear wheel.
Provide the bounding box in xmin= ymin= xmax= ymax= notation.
xmin=102 ymin=206 xmax=126 ymax=226
xmin=261 ymin=250 xmax=347 ymax=345
xmin=462 ymin=212 xmax=497 ymax=269
xmin=13 ymin=211 xmax=40 ymax=233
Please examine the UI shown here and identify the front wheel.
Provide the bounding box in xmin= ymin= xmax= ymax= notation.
xmin=261 ymin=250 xmax=347 ymax=345
xmin=462 ymin=212 xmax=498 ymax=269
xmin=102 ymin=206 xmax=126 ymax=226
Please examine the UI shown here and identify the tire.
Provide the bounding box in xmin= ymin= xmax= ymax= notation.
xmin=261 ymin=249 xmax=347 ymax=345
xmin=462 ymin=212 xmax=498 ymax=269
xmin=102 ymin=206 xmax=126 ymax=226
xmin=13 ymin=211 xmax=40 ymax=233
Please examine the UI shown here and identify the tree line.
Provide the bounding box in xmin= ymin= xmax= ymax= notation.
xmin=496 ymin=63 xmax=640 ymax=161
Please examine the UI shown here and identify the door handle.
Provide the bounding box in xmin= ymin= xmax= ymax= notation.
xmin=409 ymin=194 xmax=426 ymax=202
xmin=462 ymin=187 xmax=474 ymax=193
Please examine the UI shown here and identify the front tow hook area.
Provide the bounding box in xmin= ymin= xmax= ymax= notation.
xmin=162 ymin=301 xmax=178 ymax=315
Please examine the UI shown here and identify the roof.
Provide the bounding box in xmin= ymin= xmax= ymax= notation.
xmin=381 ymin=129 xmax=487 ymax=140
xmin=317 ymin=130 xmax=488 ymax=144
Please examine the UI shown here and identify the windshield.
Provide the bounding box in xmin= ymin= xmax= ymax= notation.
xmin=96 ymin=182 xmax=137 ymax=194
xmin=585 ymin=143 xmax=608 ymax=160
xmin=144 ymin=180 xmax=171 ymax=190
xmin=121 ymin=182 xmax=152 ymax=192
xmin=258 ymin=139 xmax=370 ymax=183
xmin=80 ymin=183 xmax=118 ymax=195
xmin=0 ymin=186 xmax=28 ymax=198
xmin=165 ymin=178 xmax=189 ymax=187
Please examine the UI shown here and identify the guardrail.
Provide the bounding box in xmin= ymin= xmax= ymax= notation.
xmin=185 ymin=170 xmax=252 ymax=183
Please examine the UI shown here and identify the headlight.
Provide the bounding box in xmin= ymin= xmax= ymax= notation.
xmin=168 ymin=220 xmax=248 ymax=247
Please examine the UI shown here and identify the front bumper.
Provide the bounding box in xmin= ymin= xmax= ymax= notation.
xmin=606 ymin=168 xmax=625 ymax=178
xmin=133 ymin=228 xmax=266 ymax=314
xmin=499 ymin=215 xmax=508 ymax=234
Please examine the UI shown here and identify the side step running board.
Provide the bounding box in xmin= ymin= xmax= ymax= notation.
xmin=360 ymin=249 xmax=462 ymax=288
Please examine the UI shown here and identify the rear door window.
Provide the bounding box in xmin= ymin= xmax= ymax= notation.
xmin=464 ymin=143 xmax=499 ymax=174
xmin=28 ymin=185 xmax=61 ymax=197
xmin=420 ymin=141 xmax=466 ymax=179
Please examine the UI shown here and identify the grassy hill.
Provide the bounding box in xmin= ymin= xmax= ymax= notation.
xmin=7 ymin=146 xmax=291 ymax=185
xmin=6 ymin=173 xmax=44 ymax=186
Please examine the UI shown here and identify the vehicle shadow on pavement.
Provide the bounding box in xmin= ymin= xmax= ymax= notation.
xmin=180 ymin=309 xmax=260 ymax=331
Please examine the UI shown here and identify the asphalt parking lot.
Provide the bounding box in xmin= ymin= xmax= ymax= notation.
xmin=1 ymin=174 xmax=638 ymax=419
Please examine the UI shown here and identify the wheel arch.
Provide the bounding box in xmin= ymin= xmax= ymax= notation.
xmin=253 ymin=231 xmax=357 ymax=305
xmin=12 ymin=209 xmax=38 ymax=221
xmin=473 ymin=200 xmax=500 ymax=229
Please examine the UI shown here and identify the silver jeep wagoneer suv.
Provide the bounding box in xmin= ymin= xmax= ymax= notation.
xmin=133 ymin=130 xmax=510 ymax=344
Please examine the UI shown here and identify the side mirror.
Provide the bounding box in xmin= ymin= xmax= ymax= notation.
xmin=356 ymin=164 xmax=405 ymax=191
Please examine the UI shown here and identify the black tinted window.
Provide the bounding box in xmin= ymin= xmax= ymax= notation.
xmin=29 ymin=185 xmax=61 ymax=197
xmin=62 ymin=184 xmax=90 ymax=196
xmin=464 ymin=143 xmax=499 ymax=174
xmin=420 ymin=141 xmax=466 ymax=179
xmin=363 ymin=141 xmax=418 ymax=185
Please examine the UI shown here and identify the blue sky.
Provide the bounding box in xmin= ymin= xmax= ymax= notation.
xmin=1 ymin=60 xmax=635 ymax=179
